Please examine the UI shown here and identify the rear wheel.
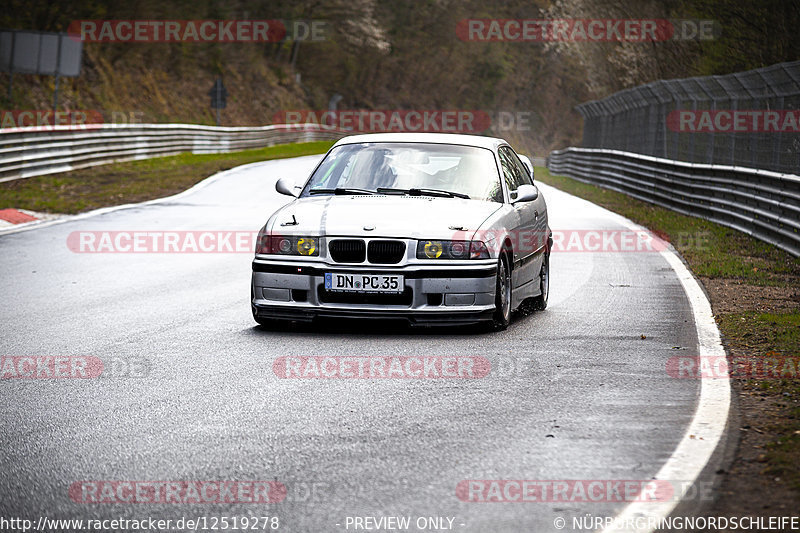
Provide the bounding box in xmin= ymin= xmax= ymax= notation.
xmin=491 ymin=253 xmax=512 ymax=331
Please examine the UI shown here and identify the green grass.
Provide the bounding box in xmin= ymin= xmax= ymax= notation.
xmin=0 ymin=141 xmax=335 ymax=214
xmin=716 ymin=312 xmax=800 ymax=355
xmin=717 ymin=310 xmax=800 ymax=406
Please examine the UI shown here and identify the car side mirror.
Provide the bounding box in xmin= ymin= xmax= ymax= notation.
xmin=276 ymin=177 xmax=299 ymax=197
xmin=522 ymin=161 xmax=533 ymax=178
xmin=512 ymin=184 xmax=539 ymax=204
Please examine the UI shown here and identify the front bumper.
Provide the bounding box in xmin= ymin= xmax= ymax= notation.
xmin=251 ymin=259 xmax=497 ymax=325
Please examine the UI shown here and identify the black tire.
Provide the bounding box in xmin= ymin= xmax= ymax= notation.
xmin=531 ymin=252 xmax=549 ymax=311
xmin=491 ymin=253 xmax=512 ymax=331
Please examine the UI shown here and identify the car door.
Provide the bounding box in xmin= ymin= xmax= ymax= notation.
xmin=508 ymin=148 xmax=547 ymax=246
xmin=498 ymin=146 xmax=545 ymax=295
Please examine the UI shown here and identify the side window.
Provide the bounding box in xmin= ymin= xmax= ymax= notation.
xmin=508 ymin=149 xmax=533 ymax=186
xmin=501 ymin=146 xmax=533 ymax=188
xmin=497 ymin=149 xmax=515 ymax=196
xmin=498 ymin=147 xmax=525 ymax=200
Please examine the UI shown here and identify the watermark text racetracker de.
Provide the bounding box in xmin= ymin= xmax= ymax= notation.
xmin=457 ymin=479 xmax=723 ymax=503
xmin=0 ymin=109 xmax=150 ymax=130
xmin=667 ymin=354 xmax=800 ymax=379
xmin=457 ymin=18 xmax=719 ymax=42
xmin=273 ymin=109 xmax=492 ymax=134
xmin=0 ymin=110 xmax=103 ymax=130
xmin=273 ymin=356 xmax=490 ymax=379
xmin=67 ymin=229 xmax=709 ymax=254
xmin=273 ymin=109 xmax=535 ymax=133
xmin=0 ymin=356 xmax=150 ymax=379
xmin=668 ymin=109 xmax=800 ymax=133
xmin=70 ymin=480 xmax=286 ymax=504
xmin=68 ymin=19 xmax=327 ymax=42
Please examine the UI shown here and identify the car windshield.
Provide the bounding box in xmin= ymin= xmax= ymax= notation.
xmin=300 ymin=142 xmax=503 ymax=202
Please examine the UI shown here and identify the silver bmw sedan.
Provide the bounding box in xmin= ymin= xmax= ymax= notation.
xmin=251 ymin=133 xmax=551 ymax=330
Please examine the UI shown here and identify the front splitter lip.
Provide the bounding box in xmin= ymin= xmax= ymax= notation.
xmin=252 ymin=302 xmax=495 ymax=326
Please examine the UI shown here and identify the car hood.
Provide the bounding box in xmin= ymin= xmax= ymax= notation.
xmin=268 ymin=195 xmax=502 ymax=240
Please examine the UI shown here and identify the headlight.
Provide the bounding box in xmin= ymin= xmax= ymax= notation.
xmin=422 ymin=241 xmax=443 ymax=259
xmin=416 ymin=240 xmax=489 ymax=260
xmin=255 ymin=229 xmax=319 ymax=256
xmin=296 ymin=237 xmax=316 ymax=256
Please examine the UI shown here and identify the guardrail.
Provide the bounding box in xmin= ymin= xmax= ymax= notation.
xmin=0 ymin=123 xmax=346 ymax=183
xmin=547 ymin=147 xmax=800 ymax=257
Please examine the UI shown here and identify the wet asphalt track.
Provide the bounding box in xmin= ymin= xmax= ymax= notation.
xmin=0 ymin=155 xmax=702 ymax=532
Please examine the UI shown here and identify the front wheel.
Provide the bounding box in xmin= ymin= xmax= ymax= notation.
xmin=531 ymin=252 xmax=549 ymax=311
xmin=491 ymin=254 xmax=512 ymax=331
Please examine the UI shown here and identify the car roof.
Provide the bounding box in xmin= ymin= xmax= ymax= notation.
xmin=331 ymin=132 xmax=509 ymax=151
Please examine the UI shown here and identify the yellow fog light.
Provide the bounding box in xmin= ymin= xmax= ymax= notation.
xmin=423 ymin=241 xmax=443 ymax=259
xmin=297 ymin=238 xmax=316 ymax=255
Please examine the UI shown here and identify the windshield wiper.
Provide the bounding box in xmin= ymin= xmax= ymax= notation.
xmin=376 ymin=187 xmax=470 ymax=199
xmin=309 ymin=187 xmax=375 ymax=196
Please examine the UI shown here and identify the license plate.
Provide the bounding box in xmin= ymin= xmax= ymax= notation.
xmin=324 ymin=273 xmax=404 ymax=293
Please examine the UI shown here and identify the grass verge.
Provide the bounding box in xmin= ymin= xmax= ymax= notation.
xmin=537 ymin=166 xmax=800 ymax=497
xmin=0 ymin=141 xmax=335 ymax=214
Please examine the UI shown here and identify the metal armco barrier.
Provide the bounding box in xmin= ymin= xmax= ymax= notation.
xmin=0 ymin=123 xmax=346 ymax=183
xmin=547 ymin=147 xmax=800 ymax=257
